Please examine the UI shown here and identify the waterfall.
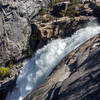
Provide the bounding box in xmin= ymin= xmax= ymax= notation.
xmin=6 ymin=22 xmax=100 ymax=100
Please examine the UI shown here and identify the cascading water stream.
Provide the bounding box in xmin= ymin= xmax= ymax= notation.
xmin=6 ymin=22 xmax=100 ymax=100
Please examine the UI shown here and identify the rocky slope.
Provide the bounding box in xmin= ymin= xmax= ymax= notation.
xmin=24 ymin=34 xmax=100 ymax=100
xmin=0 ymin=0 xmax=51 ymax=65
xmin=0 ymin=11 xmax=31 ymax=65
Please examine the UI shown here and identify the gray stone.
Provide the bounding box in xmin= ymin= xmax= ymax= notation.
xmin=0 ymin=0 xmax=51 ymax=65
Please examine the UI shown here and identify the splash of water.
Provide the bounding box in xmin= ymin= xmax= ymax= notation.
xmin=6 ymin=22 xmax=100 ymax=100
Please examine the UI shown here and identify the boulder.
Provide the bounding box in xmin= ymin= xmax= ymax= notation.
xmin=24 ymin=34 xmax=100 ymax=100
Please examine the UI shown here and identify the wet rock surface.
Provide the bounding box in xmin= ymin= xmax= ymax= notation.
xmin=24 ymin=34 xmax=100 ymax=100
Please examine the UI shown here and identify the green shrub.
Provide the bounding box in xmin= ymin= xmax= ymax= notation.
xmin=19 ymin=62 xmax=23 ymax=68
xmin=42 ymin=18 xmax=48 ymax=23
xmin=60 ymin=10 xmax=67 ymax=17
xmin=40 ymin=17 xmax=48 ymax=23
xmin=66 ymin=3 xmax=80 ymax=17
xmin=0 ymin=67 xmax=10 ymax=78
xmin=48 ymin=0 xmax=55 ymax=9
xmin=70 ymin=0 xmax=78 ymax=3
xmin=49 ymin=0 xmax=80 ymax=17
xmin=27 ymin=45 xmax=31 ymax=55
xmin=49 ymin=15 xmax=56 ymax=21
xmin=39 ymin=7 xmax=47 ymax=15
xmin=48 ymin=0 xmax=66 ymax=9
xmin=9 ymin=60 xmax=14 ymax=69
xmin=59 ymin=0 xmax=81 ymax=17
xmin=33 ymin=34 xmax=38 ymax=40
xmin=27 ymin=45 xmax=32 ymax=56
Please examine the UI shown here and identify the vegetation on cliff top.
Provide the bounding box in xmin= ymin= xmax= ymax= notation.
xmin=39 ymin=7 xmax=47 ymax=16
xmin=60 ymin=3 xmax=81 ymax=17
xmin=0 ymin=67 xmax=10 ymax=78
xmin=48 ymin=0 xmax=79 ymax=9
xmin=38 ymin=0 xmax=82 ymax=23
xmin=0 ymin=59 xmax=23 ymax=79
xmin=40 ymin=0 xmax=82 ymax=19
xmin=48 ymin=0 xmax=67 ymax=9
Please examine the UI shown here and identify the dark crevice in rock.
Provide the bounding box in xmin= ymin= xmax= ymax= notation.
xmin=93 ymin=6 xmax=100 ymax=23
xmin=46 ymin=82 xmax=61 ymax=100
xmin=0 ymin=76 xmax=17 ymax=100
xmin=50 ymin=85 xmax=61 ymax=100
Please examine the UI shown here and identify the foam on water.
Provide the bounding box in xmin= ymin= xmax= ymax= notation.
xmin=6 ymin=22 xmax=100 ymax=100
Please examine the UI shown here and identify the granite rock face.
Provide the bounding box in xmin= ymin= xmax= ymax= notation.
xmin=0 ymin=11 xmax=30 ymax=65
xmin=57 ymin=34 xmax=100 ymax=100
xmin=24 ymin=34 xmax=100 ymax=100
xmin=0 ymin=0 xmax=51 ymax=65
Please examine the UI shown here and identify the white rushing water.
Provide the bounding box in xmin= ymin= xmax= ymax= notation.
xmin=6 ymin=22 xmax=100 ymax=100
